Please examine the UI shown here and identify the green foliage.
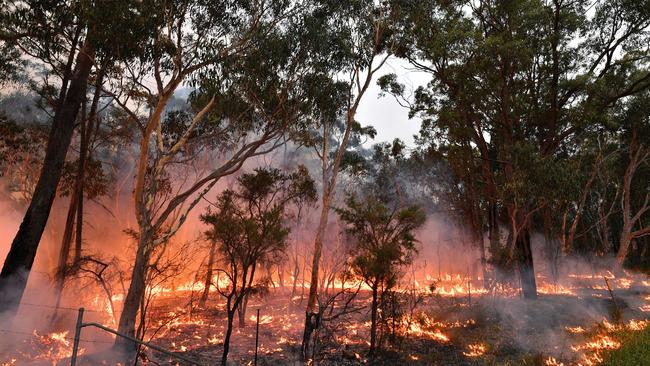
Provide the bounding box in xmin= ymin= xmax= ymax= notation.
xmin=59 ymin=157 xmax=109 ymax=200
xmin=336 ymin=193 xmax=426 ymax=289
xmin=385 ymin=0 xmax=650 ymax=264
xmin=0 ymin=113 xmax=48 ymax=203
xmin=201 ymin=166 xmax=316 ymax=278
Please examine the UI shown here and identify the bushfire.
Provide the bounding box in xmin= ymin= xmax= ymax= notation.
xmin=1 ymin=268 xmax=648 ymax=365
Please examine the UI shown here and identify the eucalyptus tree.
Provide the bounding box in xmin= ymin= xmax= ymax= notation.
xmin=297 ymin=1 xmax=403 ymax=357
xmin=382 ymin=0 xmax=650 ymax=298
xmin=0 ymin=0 xmax=159 ymax=316
xmin=614 ymin=93 xmax=650 ymax=265
xmin=104 ymin=0 xmax=342 ymax=349
xmin=200 ymin=167 xmax=316 ymax=366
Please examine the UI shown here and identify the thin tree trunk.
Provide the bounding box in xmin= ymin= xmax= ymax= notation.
xmin=616 ymin=129 xmax=649 ymax=265
xmin=73 ymin=115 xmax=87 ymax=264
xmin=278 ymin=263 xmax=285 ymax=291
xmin=238 ymin=293 xmax=249 ymax=328
xmin=0 ymin=40 xmax=95 ymax=315
xmin=301 ymin=192 xmax=330 ymax=356
xmin=199 ymin=240 xmax=217 ymax=307
xmin=54 ymin=194 xmax=78 ymax=300
xmin=302 ymin=114 xmax=352 ymax=358
xmin=369 ymin=284 xmax=379 ymax=355
xmin=221 ymin=310 xmax=235 ymax=366
xmin=52 ymin=69 xmax=103 ymax=317
xmin=290 ymin=253 xmax=299 ymax=302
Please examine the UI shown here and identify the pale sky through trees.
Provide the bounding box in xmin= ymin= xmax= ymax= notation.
xmin=356 ymin=58 xmax=428 ymax=147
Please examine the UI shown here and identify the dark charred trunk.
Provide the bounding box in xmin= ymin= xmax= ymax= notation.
xmin=199 ymin=240 xmax=217 ymax=307
xmin=542 ymin=208 xmax=560 ymax=285
xmin=221 ymin=309 xmax=235 ymax=366
xmin=0 ymin=40 xmax=95 ymax=316
xmin=516 ymin=228 xmax=537 ymax=299
xmin=73 ymin=69 xmax=102 ymax=264
xmin=53 ymin=193 xmax=79 ymax=305
xmin=73 ymin=112 xmax=87 ymax=265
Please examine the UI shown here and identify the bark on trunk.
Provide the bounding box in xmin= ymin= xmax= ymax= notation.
xmin=301 ymin=195 xmax=329 ymax=357
xmin=0 ymin=40 xmax=94 ymax=315
xmin=115 ymin=233 xmax=151 ymax=351
xmin=278 ymin=263 xmax=285 ymax=291
xmin=73 ymin=117 xmax=86 ymax=264
xmin=516 ymin=228 xmax=537 ymax=299
xmin=221 ymin=310 xmax=235 ymax=366
xmin=616 ymin=130 xmax=649 ymax=265
xmin=238 ymin=293 xmax=249 ymax=328
xmin=617 ymin=231 xmax=632 ymax=266
xmin=199 ymin=240 xmax=217 ymax=307
xmin=54 ymin=194 xmax=79 ymax=299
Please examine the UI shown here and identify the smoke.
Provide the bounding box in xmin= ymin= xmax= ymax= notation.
xmin=1 ymin=129 xmax=647 ymax=365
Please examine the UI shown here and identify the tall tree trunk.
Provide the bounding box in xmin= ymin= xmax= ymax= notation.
xmin=616 ymin=129 xmax=650 ymax=266
xmin=115 ymin=232 xmax=151 ymax=351
xmin=516 ymin=227 xmax=537 ymax=299
xmin=302 ymin=112 xmax=355 ymax=358
xmin=52 ymin=70 xmax=103 ymax=318
xmin=301 ymin=192 xmax=330 ymax=357
xmin=73 ymin=116 xmax=87 ymax=264
xmin=199 ymin=240 xmax=217 ymax=307
xmin=0 ymin=40 xmax=95 ymax=315
xmin=53 ymin=194 xmax=79 ymax=300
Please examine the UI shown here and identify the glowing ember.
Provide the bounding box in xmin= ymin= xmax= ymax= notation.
xmin=26 ymin=330 xmax=81 ymax=365
xmin=544 ymin=356 xmax=564 ymax=366
xmin=463 ymin=343 xmax=487 ymax=357
xmin=250 ymin=314 xmax=273 ymax=324
xmin=565 ymin=326 xmax=586 ymax=334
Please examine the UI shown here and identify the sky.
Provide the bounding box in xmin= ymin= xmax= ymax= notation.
xmin=356 ymin=58 xmax=430 ymax=148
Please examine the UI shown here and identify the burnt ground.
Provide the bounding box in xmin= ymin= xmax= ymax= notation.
xmin=136 ymin=276 xmax=650 ymax=366
xmin=2 ymin=275 xmax=649 ymax=366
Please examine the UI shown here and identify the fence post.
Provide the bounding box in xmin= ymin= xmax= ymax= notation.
xmin=71 ymin=307 xmax=84 ymax=366
xmin=254 ymin=308 xmax=260 ymax=366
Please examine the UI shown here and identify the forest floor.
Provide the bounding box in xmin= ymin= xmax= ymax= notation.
xmin=2 ymin=272 xmax=649 ymax=366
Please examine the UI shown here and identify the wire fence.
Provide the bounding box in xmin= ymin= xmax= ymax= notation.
xmin=18 ymin=301 xmax=106 ymax=313
xmin=0 ymin=328 xmax=114 ymax=344
xmin=0 ymin=301 xmax=116 ymax=348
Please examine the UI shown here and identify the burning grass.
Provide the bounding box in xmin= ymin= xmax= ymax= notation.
xmin=1 ymin=270 xmax=649 ymax=365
